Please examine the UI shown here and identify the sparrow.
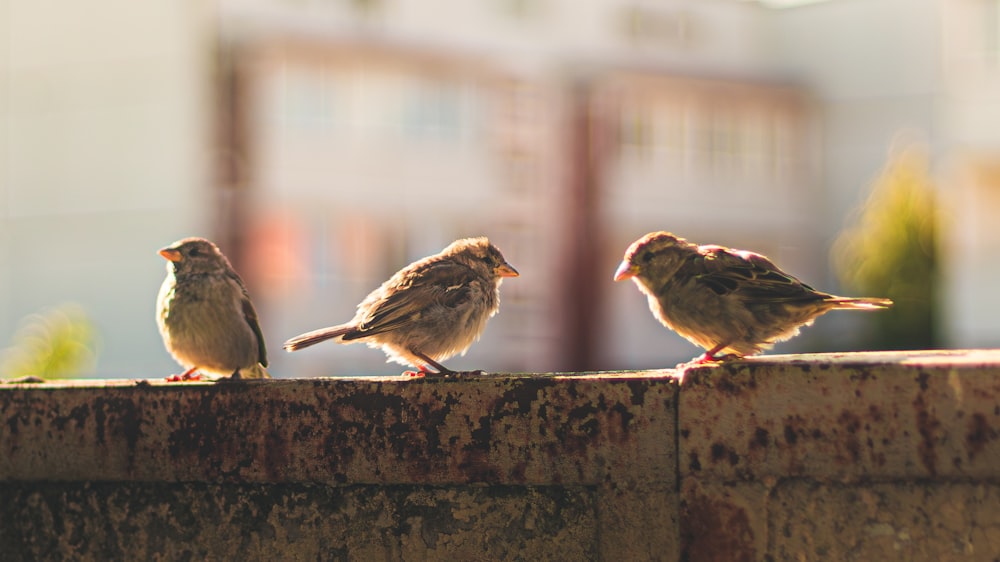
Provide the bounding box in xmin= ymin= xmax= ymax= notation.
xmin=283 ymin=237 xmax=518 ymax=376
xmin=156 ymin=237 xmax=270 ymax=380
xmin=614 ymin=231 xmax=892 ymax=363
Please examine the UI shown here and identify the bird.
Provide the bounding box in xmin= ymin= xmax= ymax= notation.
xmin=614 ymin=231 xmax=892 ymax=363
xmin=283 ymin=237 xmax=519 ymax=376
xmin=156 ymin=237 xmax=270 ymax=380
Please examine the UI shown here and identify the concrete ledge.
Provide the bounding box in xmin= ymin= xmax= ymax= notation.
xmin=679 ymin=349 xmax=1000 ymax=562
xmin=2 ymin=372 xmax=678 ymax=561
xmin=1 ymin=373 xmax=676 ymax=485
xmin=0 ymin=482 xmax=600 ymax=560
xmin=3 ymin=350 xmax=1000 ymax=560
xmin=681 ymin=349 xmax=1000 ymax=482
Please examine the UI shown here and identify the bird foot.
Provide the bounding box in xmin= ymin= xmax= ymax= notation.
xmin=165 ymin=368 xmax=206 ymax=382
xmin=403 ymin=365 xmax=436 ymax=377
xmin=694 ymin=354 xmax=723 ymax=365
xmin=434 ymin=369 xmax=487 ymax=379
xmin=404 ymin=369 xmax=487 ymax=379
xmin=683 ymin=352 xmax=741 ymax=367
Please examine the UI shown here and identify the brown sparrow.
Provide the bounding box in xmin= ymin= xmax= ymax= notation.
xmin=283 ymin=237 xmax=518 ymax=376
xmin=157 ymin=237 xmax=269 ymax=380
xmin=614 ymin=231 xmax=892 ymax=363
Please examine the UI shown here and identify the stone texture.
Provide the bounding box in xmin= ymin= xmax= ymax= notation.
xmin=0 ymin=372 xmax=679 ymax=560
xmin=677 ymin=350 xmax=1000 ymax=562
xmin=679 ymin=478 xmax=1000 ymax=562
xmin=680 ymin=480 xmax=770 ymax=562
xmin=679 ymin=350 xmax=1000 ymax=482
xmin=769 ymin=481 xmax=1000 ymax=562
xmin=2 ymin=375 xmax=676 ymax=487
xmin=5 ymin=351 xmax=1000 ymax=560
xmin=0 ymin=483 xmax=598 ymax=562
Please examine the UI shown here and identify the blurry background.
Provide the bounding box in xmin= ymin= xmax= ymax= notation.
xmin=0 ymin=0 xmax=993 ymax=378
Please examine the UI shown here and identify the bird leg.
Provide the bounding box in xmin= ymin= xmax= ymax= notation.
xmin=693 ymin=344 xmax=734 ymax=364
xmin=407 ymin=352 xmax=454 ymax=378
xmin=407 ymin=351 xmax=491 ymax=378
xmin=165 ymin=367 xmax=207 ymax=382
xmin=404 ymin=365 xmax=432 ymax=378
xmin=402 ymin=352 xmax=487 ymax=378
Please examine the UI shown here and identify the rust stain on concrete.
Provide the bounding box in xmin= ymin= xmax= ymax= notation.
xmin=679 ymin=353 xmax=1000 ymax=483
xmin=681 ymin=490 xmax=755 ymax=562
xmin=0 ymin=375 xmax=677 ymax=484
xmin=0 ymin=482 xmax=600 ymax=561
xmin=6 ymin=351 xmax=1000 ymax=559
xmin=912 ymin=392 xmax=941 ymax=477
xmin=0 ymin=373 xmax=679 ymax=559
xmin=967 ymin=413 xmax=998 ymax=461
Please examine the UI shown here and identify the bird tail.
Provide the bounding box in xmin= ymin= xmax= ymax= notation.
xmin=283 ymin=324 xmax=355 ymax=351
xmin=829 ymin=297 xmax=893 ymax=310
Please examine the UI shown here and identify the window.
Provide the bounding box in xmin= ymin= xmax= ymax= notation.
xmin=401 ymin=78 xmax=473 ymax=143
xmin=276 ymin=64 xmax=336 ymax=134
xmin=618 ymin=103 xmax=653 ymax=161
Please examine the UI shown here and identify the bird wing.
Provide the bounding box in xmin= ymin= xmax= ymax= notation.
xmin=229 ymin=270 xmax=268 ymax=367
xmin=347 ymin=260 xmax=479 ymax=340
xmin=692 ymin=246 xmax=826 ymax=303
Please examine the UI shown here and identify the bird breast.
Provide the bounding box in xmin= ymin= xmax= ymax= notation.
xmin=157 ymin=273 xmax=259 ymax=373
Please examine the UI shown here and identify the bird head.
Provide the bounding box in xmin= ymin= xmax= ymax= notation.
xmin=448 ymin=237 xmax=519 ymax=280
xmin=614 ymin=231 xmax=693 ymax=286
xmin=159 ymin=237 xmax=231 ymax=276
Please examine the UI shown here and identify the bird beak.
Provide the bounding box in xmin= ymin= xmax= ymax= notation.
xmin=614 ymin=261 xmax=637 ymax=282
xmin=159 ymin=248 xmax=182 ymax=262
xmin=497 ymin=263 xmax=519 ymax=278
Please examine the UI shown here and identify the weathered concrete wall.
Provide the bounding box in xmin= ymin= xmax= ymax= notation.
xmin=680 ymin=350 xmax=1000 ymax=562
xmin=2 ymin=350 xmax=1000 ymax=560
xmin=0 ymin=373 xmax=677 ymax=561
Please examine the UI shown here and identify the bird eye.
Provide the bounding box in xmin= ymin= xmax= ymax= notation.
xmin=188 ymin=247 xmax=201 ymax=257
xmin=641 ymin=251 xmax=654 ymax=263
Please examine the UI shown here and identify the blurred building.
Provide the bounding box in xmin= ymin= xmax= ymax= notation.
xmin=0 ymin=1 xmax=215 ymax=376
xmin=597 ymin=71 xmax=818 ymax=367
xmin=939 ymin=0 xmax=1000 ymax=348
xmin=0 ymin=0 xmax=995 ymax=377
xmin=226 ymin=36 xmax=568 ymax=374
xmin=215 ymin=1 xmax=824 ymax=374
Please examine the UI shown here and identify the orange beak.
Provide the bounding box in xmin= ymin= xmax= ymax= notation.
xmin=159 ymin=248 xmax=182 ymax=262
xmin=497 ymin=263 xmax=519 ymax=278
xmin=614 ymin=261 xmax=637 ymax=282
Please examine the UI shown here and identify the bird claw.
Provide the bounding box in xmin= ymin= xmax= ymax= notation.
xmin=684 ymin=352 xmax=741 ymax=367
xmin=434 ymin=369 xmax=486 ymax=379
xmin=402 ymin=363 xmax=437 ymax=378
xmin=165 ymin=369 xmax=206 ymax=382
xmin=403 ymin=369 xmax=486 ymax=379
xmin=694 ymin=354 xmax=723 ymax=365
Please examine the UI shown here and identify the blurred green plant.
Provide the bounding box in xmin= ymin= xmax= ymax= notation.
xmin=832 ymin=143 xmax=940 ymax=349
xmin=0 ymin=304 xmax=99 ymax=380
